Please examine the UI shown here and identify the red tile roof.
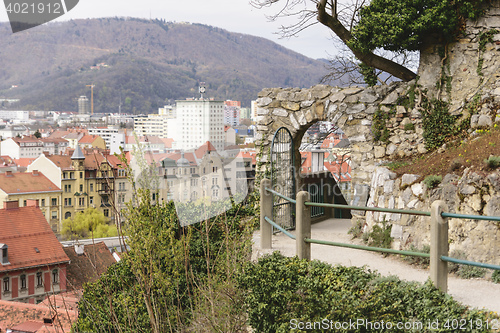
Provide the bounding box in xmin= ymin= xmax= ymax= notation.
xmin=78 ymin=134 xmax=98 ymax=144
xmin=0 ymin=299 xmax=77 ymax=333
xmin=195 ymin=141 xmax=217 ymax=159
xmin=161 ymin=138 xmax=174 ymax=148
xmin=63 ymin=242 xmax=116 ymax=291
xmin=0 ymin=171 xmax=60 ymax=194
xmin=13 ymin=157 xmax=37 ymax=168
xmin=0 ymin=205 xmax=70 ymax=273
xmin=46 ymin=155 xmax=72 ymax=169
xmin=236 ymin=150 xmax=257 ymax=165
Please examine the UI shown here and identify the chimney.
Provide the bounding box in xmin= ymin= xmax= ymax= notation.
xmin=4 ymin=200 xmax=18 ymax=210
xmin=32 ymin=170 xmax=39 ymax=176
xmin=26 ymin=199 xmax=39 ymax=207
xmin=75 ymin=244 xmax=84 ymax=256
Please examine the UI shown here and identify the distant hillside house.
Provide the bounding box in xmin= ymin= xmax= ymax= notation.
xmin=0 ymin=201 xmax=70 ymax=304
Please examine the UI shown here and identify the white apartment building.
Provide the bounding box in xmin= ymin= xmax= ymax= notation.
xmin=134 ymin=114 xmax=170 ymax=138
xmin=170 ymin=99 xmax=225 ymax=152
xmin=88 ymin=126 xmax=121 ymax=148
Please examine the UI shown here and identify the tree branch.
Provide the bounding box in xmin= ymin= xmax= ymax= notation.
xmin=317 ymin=0 xmax=417 ymax=82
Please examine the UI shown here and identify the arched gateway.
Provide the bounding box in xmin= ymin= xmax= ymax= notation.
xmin=255 ymin=82 xmax=426 ymax=219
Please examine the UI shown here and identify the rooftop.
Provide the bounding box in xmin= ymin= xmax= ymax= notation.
xmin=0 ymin=204 xmax=70 ymax=272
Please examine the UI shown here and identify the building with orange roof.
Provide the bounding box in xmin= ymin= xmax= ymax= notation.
xmin=0 ymin=298 xmax=77 ymax=332
xmin=27 ymin=147 xmax=129 ymax=232
xmin=0 ymin=171 xmax=62 ymax=232
xmin=78 ymin=135 xmax=106 ymax=150
xmin=0 ymin=201 xmax=70 ymax=304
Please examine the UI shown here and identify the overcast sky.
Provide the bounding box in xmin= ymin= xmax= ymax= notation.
xmin=0 ymin=0 xmax=337 ymax=60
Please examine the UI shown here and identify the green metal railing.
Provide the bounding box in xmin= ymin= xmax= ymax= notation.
xmin=260 ymin=181 xmax=500 ymax=292
xmin=264 ymin=216 xmax=296 ymax=240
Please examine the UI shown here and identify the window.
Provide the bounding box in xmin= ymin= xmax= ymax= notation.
xmin=80 ymin=184 xmax=83 ymax=192
xmin=190 ymin=179 xmax=198 ymax=186
xmin=103 ymin=209 xmax=109 ymax=217
xmin=64 ymin=184 xmax=72 ymax=193
xmin=212 ymin=178 xmax=218 ymax=185
xmin=70 ymin=172 xmax=74 ymax=179
xmin=52 ymin=198 xmax=57 ymax=206
xmin=80 ymin=172 xmax=83 ymax=179
xmin=90 ymin=183 xmax=94 ymax=192
xmin=51 ymin=211 xmax=57 ymax=219
xmin=64 ymin=198 xmax=72 ymax=206
xmin=52 ymin=269 xmax=59 ymax=284
xmin=20 ymin=274 xmax=26 ymax=289
xmin=23 ymin=200 xmax=27 ymax=206
xmin=213 ymin=166 xmax=218 ymax=173
xmin=89 ymin=196 xmax=93 ymax=205
xmin=3 ymin=277 xmax=9 ymax=292
xmin=36 ymin=272 xmax=43 ymax=287
xmin=79 ymin=197 xmax=85 ymax=206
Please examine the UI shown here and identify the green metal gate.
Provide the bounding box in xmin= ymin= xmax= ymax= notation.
xmin=271 ymin=127 xmax=295 ymax=230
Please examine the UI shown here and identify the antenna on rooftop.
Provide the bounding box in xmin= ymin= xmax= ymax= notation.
xmin=199 ymin=82 xmax=206 ymax=100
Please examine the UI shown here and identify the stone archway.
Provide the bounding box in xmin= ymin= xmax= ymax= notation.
xmin=255 ymin=82 xmax=424 ymax=215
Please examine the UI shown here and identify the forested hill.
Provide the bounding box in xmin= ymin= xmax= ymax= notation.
xmin=0 ymin=18 xmax=330 ymax=112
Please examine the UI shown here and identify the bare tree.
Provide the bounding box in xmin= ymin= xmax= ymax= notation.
xmin=250 ymin=0 xmax=417 ymax=82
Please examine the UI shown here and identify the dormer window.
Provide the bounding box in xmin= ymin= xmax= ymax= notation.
xmin=0 ymin=244 xmax=9 ymax=265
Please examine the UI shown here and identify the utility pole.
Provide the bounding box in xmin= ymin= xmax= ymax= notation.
xmin=86 ymin=84 xmax=95 ymax=115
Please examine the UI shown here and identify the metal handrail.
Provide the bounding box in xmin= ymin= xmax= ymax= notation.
xmin=304 ymin=238 xmax=430 ymax=257
xmin=263 ymin=186 xmax=500 ymax=271
xmin=303 ymin=201 xmax=431 ymax=216
xmin=441 ymin=212 xmax=500 ymax=222
xmin=264 ymin=216 xmax=296 ymax=240
xmin=265 ymin=187 xmax=297 ymax=204
xmin=441 ymin=256 xmax=500 ymax=270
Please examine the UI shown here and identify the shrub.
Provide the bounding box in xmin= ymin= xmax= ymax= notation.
xmin=449 ymin=158 xmax=464 ymax=172
xmin=239 ymin=253 xmax=497 ymax=333
xmin=423 ymin=175 xmax=442 ymax=189
xmin=402 ymin=244 xmax=430 ymax=268
xmin=366 ymin=219 xmax=392 ymax=249
xmin=484 ymin=155 xmax=500 ymax=169
xmin=449 ymin=250 xmax=487 ymax=279
xmin=404 ymin=122 xmax=415 ymax=131
xmin=348 ymin=219 xmax=364 ymax=239
xmin=492 ymin=270 xmax=500 ymax=284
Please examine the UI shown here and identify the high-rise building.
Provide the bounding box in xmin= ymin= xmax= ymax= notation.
xmin=78 ymin=96 xmax=90 ymax=115
xmin=170 ymin=99 xmax=224 ymax=152
xmin=224 ymin=101 xmax=241 ymax=127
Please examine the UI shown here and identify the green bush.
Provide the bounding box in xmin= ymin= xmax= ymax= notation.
xmin=238 ymin=253 xmax=496 ymax=333
xmin=366 ymin=220 xmax=392 ymax=249
xmin=423 ymin=175 xmax=442 ymax=189
xmin=484 ymin=156 xmax=500 ymax=169
xmin=492 ymin=270 xmax=500 ymax=284
xmin=404 ymin=122 xmax=415 ymax=131
xmin=402 ymin=244 xmax=430 ymax=268
xmin=348 ymin=219 xmax=364 ymax=239
xmin=449 ymin=251 xmax=487 ymax=279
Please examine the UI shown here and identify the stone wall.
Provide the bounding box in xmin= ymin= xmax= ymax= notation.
xmin=255 ymin=83 xmax=426 ymax=187
xmin=419 ymin=1 xmax=500 ymax=118
xmin=367 ymin=167 xmax=500 ymax=265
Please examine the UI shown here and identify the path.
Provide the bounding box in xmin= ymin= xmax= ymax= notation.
xmin=252 ymin=218 xmax=500 ymax=314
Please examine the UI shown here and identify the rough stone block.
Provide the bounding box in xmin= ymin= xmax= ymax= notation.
xmin=256 ymin=97 xmax=272 ymax=106
xmin=272 ymin=108 xmax=288 ymax=117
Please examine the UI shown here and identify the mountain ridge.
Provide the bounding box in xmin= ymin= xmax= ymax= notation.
xmin=0 ymin=18 xmax=331 ymax=111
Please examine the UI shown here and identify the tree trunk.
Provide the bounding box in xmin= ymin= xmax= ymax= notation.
xmin=317 ymin=0 xmax=417 ymax=82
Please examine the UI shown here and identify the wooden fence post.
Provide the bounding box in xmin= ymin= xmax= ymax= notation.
xmin=430 ymin=200 xmax=449 ymax=292
xmin=296 ymin=190 xmax=311 ymax=260
xmin=260 ymin=178 xmax=272 ymax=249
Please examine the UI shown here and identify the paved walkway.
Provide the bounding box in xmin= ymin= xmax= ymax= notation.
xmin=252 ymin=218 xmax=500 ymax=314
